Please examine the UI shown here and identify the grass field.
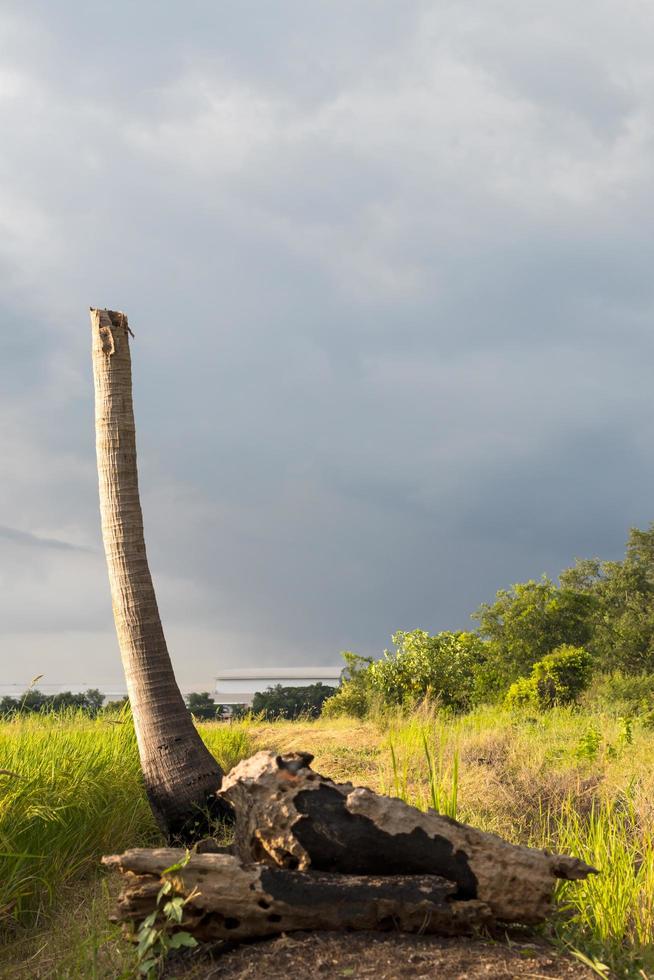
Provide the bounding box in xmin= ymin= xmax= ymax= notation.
xmin=1 ymin=706 xmax=652 ymax=978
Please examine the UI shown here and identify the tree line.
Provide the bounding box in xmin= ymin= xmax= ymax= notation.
xmin=0 ymin=685 xmax=336 ymax=722
xmin=186 ymin=684 xmax=336 ymax=721
xmin=0 ymin=688 xmax=110 ymax=716
xmin=323 ymin=523 xmax=654 ymax=717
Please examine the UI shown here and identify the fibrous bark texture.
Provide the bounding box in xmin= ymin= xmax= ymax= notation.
xmin=219 ymin=751 xmax=597 ymax=924
xmin=103 ymin=848 xmax=491 ymax=941
xmin=91 ymin=308 xmax=226 ymax=837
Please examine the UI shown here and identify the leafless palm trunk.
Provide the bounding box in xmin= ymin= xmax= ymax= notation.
xmin=90 ymin=308 xmax=227 ymax=838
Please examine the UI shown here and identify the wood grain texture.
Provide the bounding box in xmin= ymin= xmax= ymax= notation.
xmin=219 ymin=750 xmax=597 ymax=924
xmin=103 ymin=848 xmax=492 ymax=940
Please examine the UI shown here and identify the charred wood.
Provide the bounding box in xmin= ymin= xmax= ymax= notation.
xmin=103 ymin=848 xmax=491 ymax=941
xmin=218 ymin=751 xmax=597 ymax=924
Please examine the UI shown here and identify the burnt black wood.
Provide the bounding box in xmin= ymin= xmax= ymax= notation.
xmin=292 ymin=786 xmax=478 ymax=899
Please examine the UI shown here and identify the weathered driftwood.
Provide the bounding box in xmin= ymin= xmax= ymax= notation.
xmin=103 ymin=848 xmax=491 ymax=941
xmin=219 ymin=751 xmax=597 ymax=924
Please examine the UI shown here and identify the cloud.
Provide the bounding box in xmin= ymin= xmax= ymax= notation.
xmin=0 ymin=525 xmax=92 ymax=552
xmin=0 ymin=1 xmax=653 ymax=686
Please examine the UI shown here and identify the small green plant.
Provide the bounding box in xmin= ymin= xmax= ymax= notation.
xmin=572 ymin=717 xmax=634 ymax=764
xmin=617 ymin=715 xmax=633 ymax=747
xmin=134 ymin=851 xmax=198 ymax=977
xmin=574 ymin=726 xmax=602 ymax=762
xmin=641 ymin=707 xmax=654 ymax=730
xmin=384 ymin=724 xmax=458 ymax=818
xmin=421 ymin=730 xmax=459 ymax=818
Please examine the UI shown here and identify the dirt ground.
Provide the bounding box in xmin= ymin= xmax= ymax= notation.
xmin=165 ymin=930 xmax=591 ymax=979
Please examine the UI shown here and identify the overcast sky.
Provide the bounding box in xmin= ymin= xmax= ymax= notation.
xmin=1 ymin=1 xmax=654 ymax=690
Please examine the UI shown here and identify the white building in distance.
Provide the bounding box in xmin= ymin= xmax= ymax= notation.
xmin=214 ymin=667 xmax=342 ymax=707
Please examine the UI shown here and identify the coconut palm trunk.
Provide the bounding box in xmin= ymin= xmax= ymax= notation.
xmin=90 ymin=308 xmax=227 ymax=838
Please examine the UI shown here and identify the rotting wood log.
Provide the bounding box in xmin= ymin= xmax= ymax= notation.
xmin=219 ymin=751 xmax=598 ymax=925
xmin=103 ymin=848 xmax=492 ymax=941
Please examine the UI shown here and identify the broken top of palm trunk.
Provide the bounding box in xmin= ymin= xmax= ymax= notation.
xmin=219 ymin=751 xmax=597 ymax=924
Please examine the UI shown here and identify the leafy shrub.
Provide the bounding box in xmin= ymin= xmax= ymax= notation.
xmin=323 ymin=632 xmax=486 ymax=717
xmin=532 ymin=645 xmax=594 ymax=707
xmin=322 ymin=652 xmax=372 ymax=718
xmin=505 ymin=645 xmax=593 ymax=710
xmin=368 ymin=630 xmax=485 ymax=711
xmin=504 ymin=675 xmax=537 ymax=709
xmin=573 ymin=726 xmax=603 ymax=761
xmin=321 ymin=681 xmax=369 ymax=718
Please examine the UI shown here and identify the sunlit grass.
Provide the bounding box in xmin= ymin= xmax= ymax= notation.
xmin=0 ymin=710 xmax=255 ymax=934
xmin=372 ymin=704 xmax=654 ymax=977
xmin=550 ymin=793 xmax=654 ymax=976
xmin=0 ymin=709 xmax=155 ymax=931
xmin=1 ymin=705 xmax=653 ymax=977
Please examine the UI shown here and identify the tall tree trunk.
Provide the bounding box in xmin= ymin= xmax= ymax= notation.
xmin=90 ymin=308 xmax=228 ymax=838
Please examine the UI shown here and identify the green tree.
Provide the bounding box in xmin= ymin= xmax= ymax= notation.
xmin=186 ymin=692 xmax=219 ymax=720
xmin=49 ymin=689 xmax=105 ymax=715
xmin=0 ymin=688 xmax=106 ymax=716
xmin=560 ymin=525 xmax=654 ymax=673
xmin=473 ymin=577 xmax=597 ymax=698
xmin=81 ymin=688 xmax=105 ymax=714
xmin=251 ymin=683 xmax=336 ymax=720
xmin=0 ymin=695 xmax=18 ymax=717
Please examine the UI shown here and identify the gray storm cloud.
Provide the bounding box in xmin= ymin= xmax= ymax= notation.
xmin=0 ymin=0 xmax=653 ymax=687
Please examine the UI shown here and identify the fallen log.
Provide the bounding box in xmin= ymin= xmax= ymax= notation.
xmin=219 ymin=751 xmax=597 ymax=924
xmin=103 ymin=848 xmax=491 ymax=941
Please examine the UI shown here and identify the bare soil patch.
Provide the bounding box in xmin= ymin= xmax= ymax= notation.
xmin=167 ymin=931 xmax=590 ymax=979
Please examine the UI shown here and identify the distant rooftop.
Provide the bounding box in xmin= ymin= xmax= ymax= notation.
xmin=214 ymin=666 xmax=342 ymax=705
xmin=215 ymin=667 xmax=342 ymax=681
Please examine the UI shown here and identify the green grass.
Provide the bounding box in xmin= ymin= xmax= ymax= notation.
xmin=551 ymin=793 xmax=654 ymax=976
xmin=374 ymin=704 xmax=654 ymax=977
xmin=0 ymin=710 xmax=155 ymax=931
xmin=0 ymin=710 xmax=255 ymax=933
xmin=1 ymin=705 xmax=652 ymax=978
